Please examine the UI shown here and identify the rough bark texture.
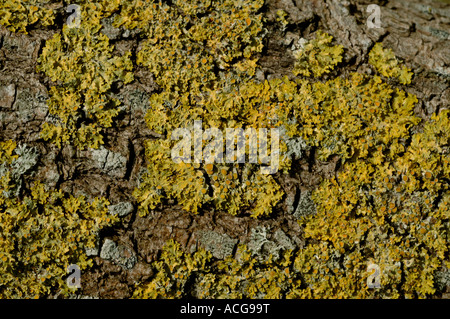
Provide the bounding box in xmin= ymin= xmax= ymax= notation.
xmin=0 ymin=0 xmax=449 ymax=298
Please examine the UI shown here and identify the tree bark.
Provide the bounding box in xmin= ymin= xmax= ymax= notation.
xmin=0 ymin=0 xmax=448 ymax=298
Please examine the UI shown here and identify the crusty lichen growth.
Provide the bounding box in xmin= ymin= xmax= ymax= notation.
xmin=287 ymin=41 xmax=448 ymax=297
xmin=132 ymin=239 xmax=212 ymax=299
xmin=117 ymin=0 xmax=264 ymax=95
xmin=37 ymin=1 xmax=133 ymax=149
xmin=1 ymin=0 xmax=448 ymax=299
xmin=131 ymin=0 xmax=288 ymax=218
xmin=276 ymin=9 xmax=290 ymax=32
xmin=134 ymin=78 xmax=293 ymax=217
xmin=292 ymin=30 xmax=344 ymax=77
xmin=292 ymin=73 xmax=420 ymax=164
xmin=134 ymin=32 xmax=449 ymax=298
xmin=132 ymin=240 xmax=303 ymax=299
xmin=0 ymin=140 xmax=118 ymax=298
xmin=369 ymin=43 xmax=414 ymax=84
xmin=297 ymin=109 xmax=449 ymax=298
xmin=0 ymin=0 xmax=56 ymax=34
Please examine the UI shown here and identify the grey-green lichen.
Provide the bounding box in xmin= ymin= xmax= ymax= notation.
xmin=292 ymin=190 xmax=317 ymax=220
xmin=108 ymin=201 xmax=134 ymax=217
xmin=0 ymin=143 xmax=38 ymax=198
xmin=197 ymin=230 xmax=238 ymax=259
xmin=435 ymin=269 xmax=450 ymax=291
xmin=247 ymin=226 xmax=295 ymax=261
xmin=13 ymin=89 xmax=49 ymax=123
xmin=100 ymin=238 xmax=137 ymax=270
xmin=91 ymin=146 xmax=127 ymax=178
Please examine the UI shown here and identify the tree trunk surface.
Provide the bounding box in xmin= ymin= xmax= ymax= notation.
xmin=0 ymin=0 xmax=448 ymax=298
